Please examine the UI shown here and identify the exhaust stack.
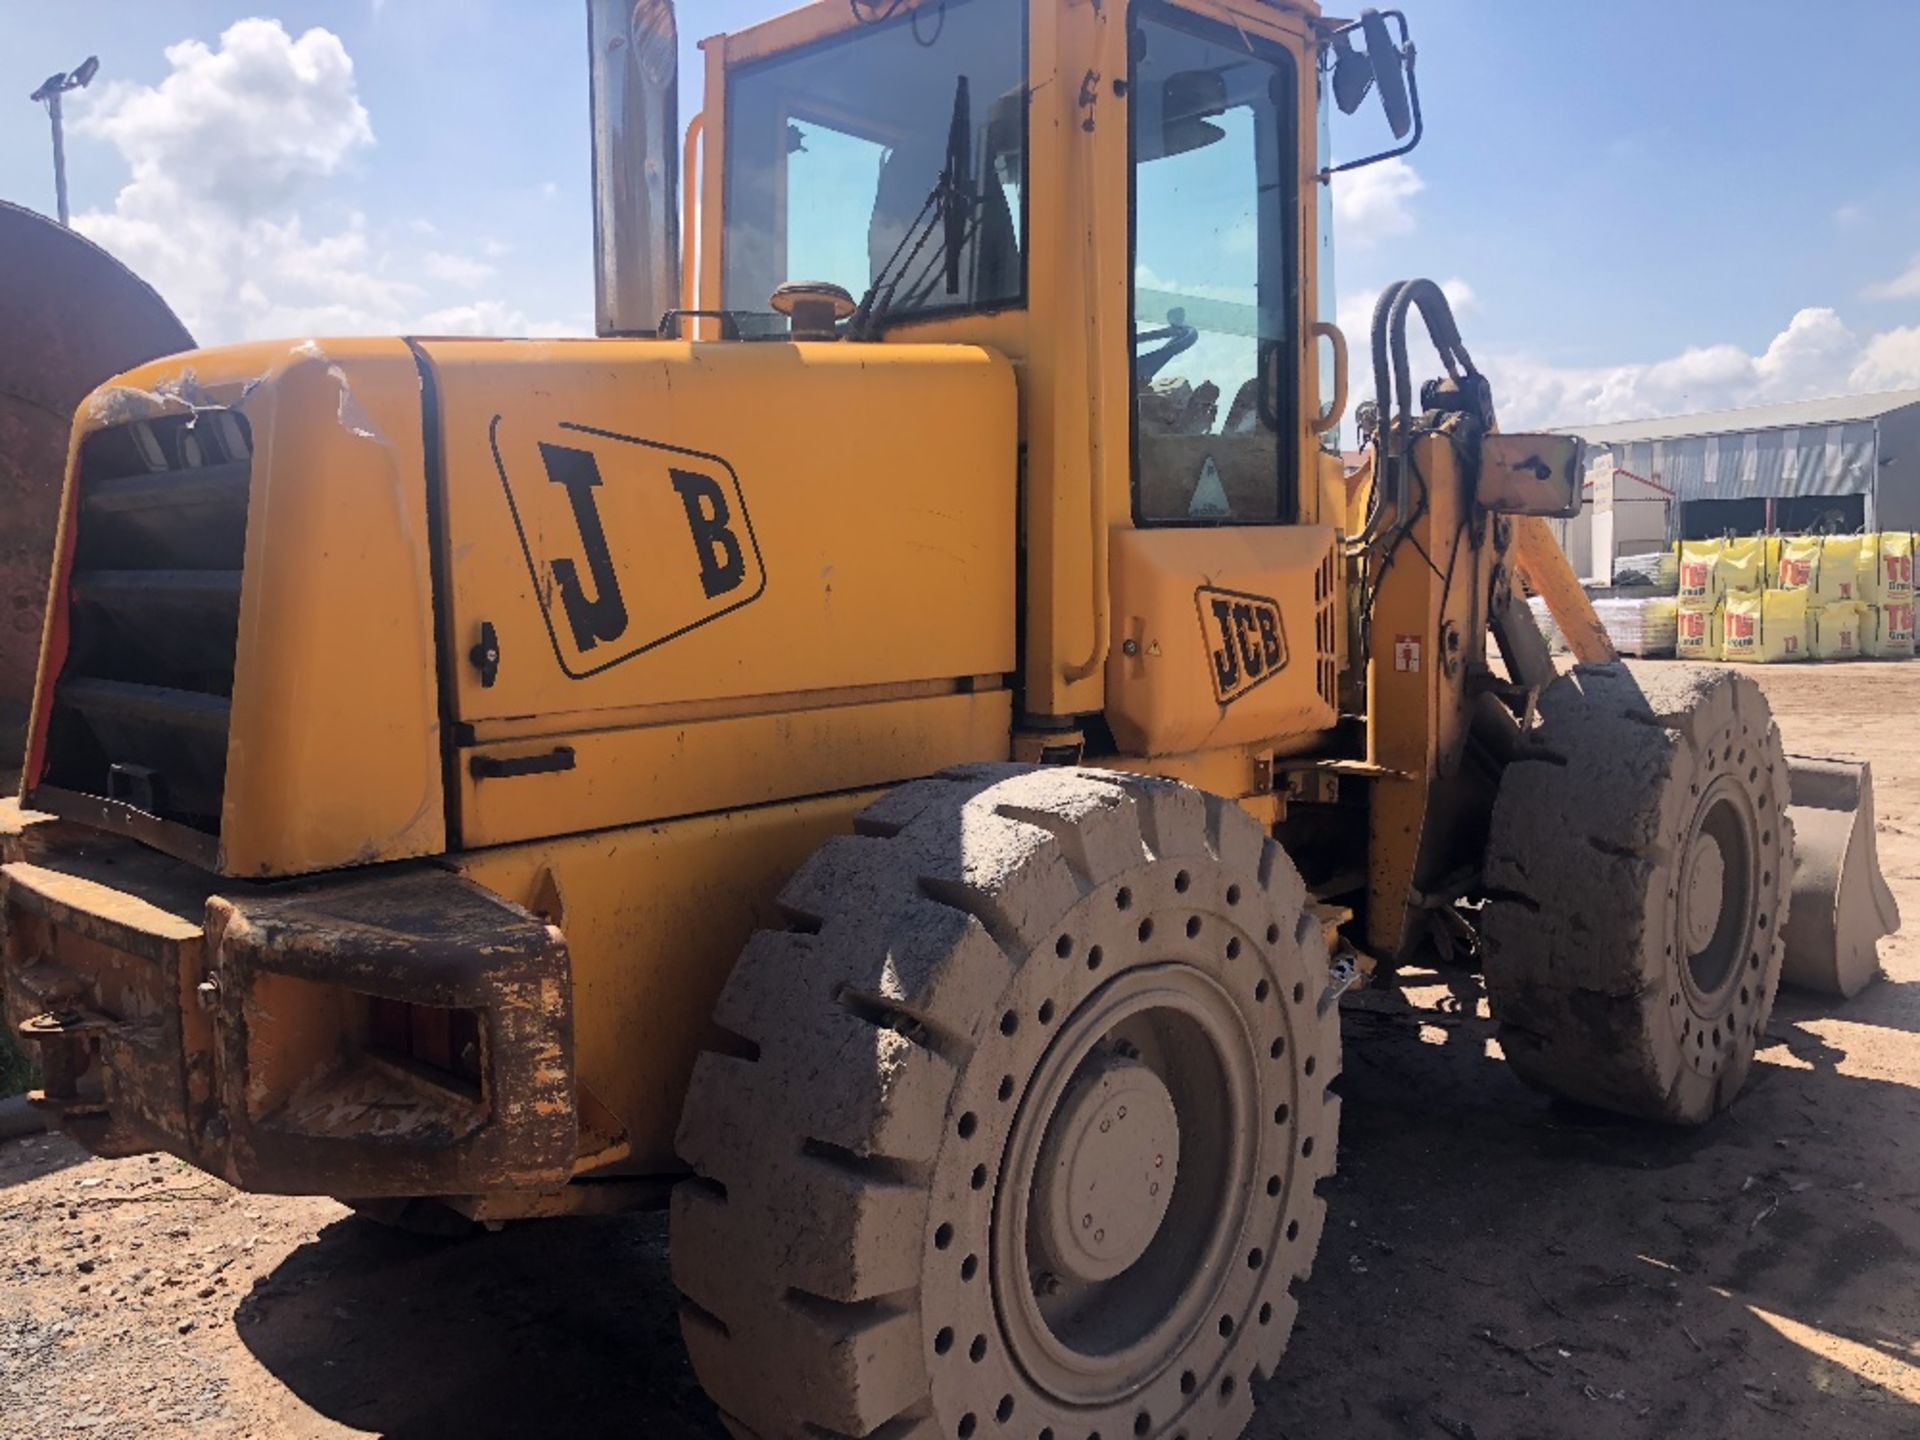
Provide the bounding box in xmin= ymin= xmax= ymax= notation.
xmin=588 ymin=0 xmax=681 ymax=336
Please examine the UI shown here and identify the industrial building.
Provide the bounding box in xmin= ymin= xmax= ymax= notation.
xmin=1551 ymin=387 xmax=1920 ymax=582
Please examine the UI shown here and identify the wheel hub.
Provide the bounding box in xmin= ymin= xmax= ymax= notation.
xmin=991 ymin=962 xmax=1266 ymax=1410
xmin=1681 ymin=785 xmax=1757 ymax=998
xmin=1032 ymin=1053 xmax=1181 ymax=1285
xmin=1684 ymin=833 xmax=1727 ymax=954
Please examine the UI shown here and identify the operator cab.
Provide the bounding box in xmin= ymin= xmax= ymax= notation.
xmin=716 ymin=0 xmax=1310 ymax=532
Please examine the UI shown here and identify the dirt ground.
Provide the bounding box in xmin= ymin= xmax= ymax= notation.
xmin=3 ymin=658 xmax=1918 ymax=1440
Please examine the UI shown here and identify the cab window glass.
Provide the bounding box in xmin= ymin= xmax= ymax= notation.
xmin=1132 ymin=5 xmax=1296 ymax=524
xmin=1315 ymin=61 xmax=1340 ymax=452
xmin=724 ymin=0 xmax=1027 ymax=326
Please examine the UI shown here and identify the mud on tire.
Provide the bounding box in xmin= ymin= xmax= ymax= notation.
xmin=671 ymin=765 xmax=1340 ymax=1440
xmin=1481 ymin=664 xmax=1794 ymax=1124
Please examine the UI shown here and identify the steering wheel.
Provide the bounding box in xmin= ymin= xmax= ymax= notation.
xmin=1135 ymin=306 xmax=1200 ymax=386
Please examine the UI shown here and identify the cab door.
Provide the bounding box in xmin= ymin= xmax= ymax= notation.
xmin=1107 ymin=0 xmax=1338 ymax=760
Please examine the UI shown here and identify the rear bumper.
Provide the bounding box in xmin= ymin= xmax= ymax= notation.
xmin=1 ymin=802 xmax=575 ymax=1198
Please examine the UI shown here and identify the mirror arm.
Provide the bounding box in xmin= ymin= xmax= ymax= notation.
xmin=1319 ymin=57 xmax=1421 ymax=179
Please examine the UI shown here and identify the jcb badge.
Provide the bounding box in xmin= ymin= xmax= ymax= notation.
xmin=491 ymin=416 xmax=766 ymax=679
xmin=1197 ymin=585 xmax=1287 ymax=705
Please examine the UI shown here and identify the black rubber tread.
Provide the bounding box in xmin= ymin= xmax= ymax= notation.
xmin=671 ymin=764 xmax=1340 ymax=1440
xmin=1481 ymin=663 xmax=1794 ymax=1124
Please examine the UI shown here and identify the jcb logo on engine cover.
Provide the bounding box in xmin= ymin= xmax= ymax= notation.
xmin=491 ymin=416 xmax=766 ymax=679
xmin=1197 ymin=585 xmax=1287 ymax=705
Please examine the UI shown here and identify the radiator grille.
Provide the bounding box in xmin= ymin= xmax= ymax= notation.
xmin=39 ymin=411 xmax=251 ymax=836
xmin=1314 ymin=545 xmax=1338 ymax=710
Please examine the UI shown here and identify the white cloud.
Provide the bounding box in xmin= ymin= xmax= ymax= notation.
xmin=1335 ymin=276 xmax=1475 ymax=347
xmin=1853 ymin=325 xmax=1920 ymax=390
xmin=1481 ymin=307 xmax=1920 ymax=430
xmin=1329 ymin=158 xmax=1423 ymax=247
xmin=1865 ymin=256 xmax=1920 ymax=301
xmin=416 ymin=301 xmax=578 ymax=337
xmin=1440 ymin=278 xmax=1477 ymax=316
xmin=71 ymin=19 xmax=571 ymax=343
xmin=421 ymin=250 xmax=498 ymax=287
xmin=1329 ymin=294 xmax=1920 ymax=435
xmin=77 ymin=20 xmax=373 ymax=219
xmin=1834 ymin=203 xmax=1866 ymax=228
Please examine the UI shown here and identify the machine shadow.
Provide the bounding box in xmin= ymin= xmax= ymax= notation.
xmin=228 ymin=962 xmax=1919 ymax=1440
xmin=1252 ymin=966 xmax=1920 ymax=1439
xmin=1771 ymin=973 xmax=1920 ymax=1042
xmin=0 ymin=1128 xmax=91 ymax=1189
xmin=234 ymin=1209 xmax=727 ymax=1440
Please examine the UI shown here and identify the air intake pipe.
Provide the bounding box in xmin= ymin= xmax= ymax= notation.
xmin=588 ymin=0 xmax=680 ymax=336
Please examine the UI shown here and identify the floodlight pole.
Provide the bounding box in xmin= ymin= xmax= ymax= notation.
xmin=45 ymin=90 xmax=70 ymax=226
xmin=29 ymin=57 xmax=99 ymax=228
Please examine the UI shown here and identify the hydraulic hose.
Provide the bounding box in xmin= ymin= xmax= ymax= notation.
xmin=1357 ymin=277 xmax=1480 ymax=548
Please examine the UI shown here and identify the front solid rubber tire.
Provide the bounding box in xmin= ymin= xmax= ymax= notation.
xmin=671 ymin=764 xmax=1339 ymax=1440
xmin=1481 ymin=664 xmax=1794 ymax=1124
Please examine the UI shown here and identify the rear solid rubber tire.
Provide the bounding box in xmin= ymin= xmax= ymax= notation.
xmin=671 ymin=764 xmax=1339 ymax=1440
xmin=1481 ymin=664 xmax=1793 ymax=1124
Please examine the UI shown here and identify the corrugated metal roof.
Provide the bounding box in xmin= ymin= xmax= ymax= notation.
xmin=1554 ymin=387 xmax=1920 ymax=445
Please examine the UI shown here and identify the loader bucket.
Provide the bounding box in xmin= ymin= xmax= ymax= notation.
xmin=1780 ymin=756 xmax=1900 ymax=998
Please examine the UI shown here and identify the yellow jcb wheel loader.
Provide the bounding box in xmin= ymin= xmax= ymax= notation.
xmin=0 ymin=3 xmax=1898 ymax=1437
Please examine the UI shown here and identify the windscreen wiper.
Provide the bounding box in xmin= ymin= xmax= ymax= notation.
xmin=939 ymin=75 xmax=974 ymax=298
xmin=848 ymin=75 xmax=974 ymax=339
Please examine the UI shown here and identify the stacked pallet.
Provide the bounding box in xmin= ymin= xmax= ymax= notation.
xmin=1527 ymin=595 xmax=1564 ymax=654
xmin=1529 ymin=596 xmax=1679 ymax=657
xmin=1594 ymin=597 xmax=1678 ymax=656
xmin=1611 ymin=550 xmax=1681 ymax=590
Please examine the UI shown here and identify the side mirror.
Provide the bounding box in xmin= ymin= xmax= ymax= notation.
xmin=1330 ymin=33 xmax=1375 ymax=115
xmin=1321 ymin=9 xmax=1423 ymax=177
xmin=1359 ymin=11 xmax=1412 ymax=141
xmin=1476 ymin=434 xmax=1585 ymax=519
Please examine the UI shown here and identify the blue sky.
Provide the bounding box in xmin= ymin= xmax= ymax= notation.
xmin=4 ymin=0 xmax=1920 ymax=426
